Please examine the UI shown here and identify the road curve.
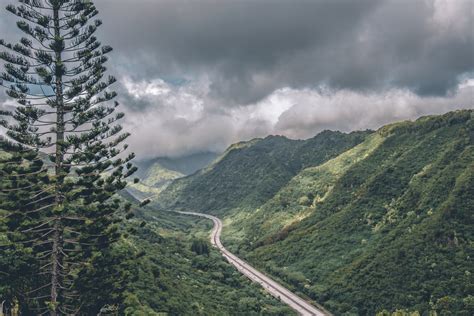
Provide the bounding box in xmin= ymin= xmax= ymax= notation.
xmin=177 ymin=211 xmax=330 ymax=316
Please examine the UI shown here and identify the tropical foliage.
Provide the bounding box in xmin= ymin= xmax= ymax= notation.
xmin=0 ymin=0 xmax=138 ymax=313
xmin=154 ymin=110 xmax=473 ymax=316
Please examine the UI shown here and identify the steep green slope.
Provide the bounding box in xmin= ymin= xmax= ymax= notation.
xmin=117 ymin=207 xmax=295 ymax=315
xmin=222 ymin=110 xmax=473 ymax=315
xmin=127 ymin=163 xmax=184 ymax=200
xmin=155 ymin=152 xmax=219 ymax=175
xmin=129 ymin=152 xmax=218 ymax=201
xmin=138 ymin=163 xmax=184 ymax=187
xmin=222 ymin=132 xmax=385 ymax=248
xmin=0 ymin=141 xmax=293 ymax=315
xmin=157 ymin=131 xmax=371 ymax=215
xmin=134 ymin=152 xmax=218 ymax=184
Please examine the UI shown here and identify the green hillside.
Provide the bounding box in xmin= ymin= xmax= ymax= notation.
xmin=154 ymin=152 xmax=219 ymax=175
xmin=0 ymin=140 xmax=293 ymax=315
xmin=138 ymin=163 xmax=184 ymax=187
xmin=134 ymin=152 xmax=218 ymax=184
xmin=154 ymin=110 xmax=473 ymax=315
xmin=127 ymin=163 xmax=184 ymax=200
xmin=128 ymin=152 xmax=219 ymax=201
xmin=222 ymin=132 xmax=386 ymax=247
xmin=113 ymin=204 xmax=295 ymax=315
xmin=156 ymin=130 xmax=371 ymax=214
xmin=221 ymin=110 xmax=473 ymax=315
xmin=3 ymin=110 xmax=472 ymax=315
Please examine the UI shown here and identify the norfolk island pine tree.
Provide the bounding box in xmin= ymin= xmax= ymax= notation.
xmin=0 ymin=0 xmax=148 ymax=313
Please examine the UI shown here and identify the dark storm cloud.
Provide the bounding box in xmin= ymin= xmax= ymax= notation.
xmin=92 ymin=0 xmax=473 ymax=104
xmin=1 ymin=0 xmax=472 ymax=103
xmin=0 ymin=0 xmax=473 ymax=157
xmin=92 ymin=0 xmax=381 ymax=104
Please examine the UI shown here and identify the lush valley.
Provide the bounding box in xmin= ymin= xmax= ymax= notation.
xmin=113 ymin=199 xmax=295 ymax=315
xmin=0 ymin=143 xmax=292 ymax=315
xmin=1 ymin=0 xmax=472 ymax=314
xmin=149 ymin=110 xmax=473 ymax=315
xmin=2 ymin=110 xmax=472 ymax=315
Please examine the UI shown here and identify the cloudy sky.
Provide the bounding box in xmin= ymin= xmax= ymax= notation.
xmin=1 ymin=0 xmax=473 ymax=158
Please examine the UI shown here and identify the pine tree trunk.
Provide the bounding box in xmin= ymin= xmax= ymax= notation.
xmin=50 ymin=225 xmax=62 ymax=315
xmin=51 ymin=3 xmax=64 ymax=315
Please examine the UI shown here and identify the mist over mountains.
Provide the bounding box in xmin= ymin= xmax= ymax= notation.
xmin=2 ymin=0 xmax=472 ymax=158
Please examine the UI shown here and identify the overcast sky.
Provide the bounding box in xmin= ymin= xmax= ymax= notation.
xmin=1 ymin=0 xmax=473 ymax=158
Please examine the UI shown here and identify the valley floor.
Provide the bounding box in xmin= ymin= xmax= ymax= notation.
xmin=178 ymin=211 xmax=330 ymax=316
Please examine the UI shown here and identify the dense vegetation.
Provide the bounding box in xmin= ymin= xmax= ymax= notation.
xmin=157 ymin=130 xmax=370 ymax=214
xmin=127 ymin=152 xmax=218 ymax=201
xmin=0 ymin=149 xmax=293 ymax=314
xmin=230 ymin=110 xmax=474 ymax=315
xmin=0 ymin=1 xmax=470 ymax=315
xmin=151 ymin=110 xmax=473 ymax=316
xmin=0 ymin=0 xmax=141 ymax=313
xmin=116 ymin=204 xmax=295 ymax=315
xmin=135 ymin=152 xmax=218 ymax=179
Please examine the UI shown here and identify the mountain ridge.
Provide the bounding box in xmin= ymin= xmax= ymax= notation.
xmin=153 ymin=109 xmax=473 ymax=315
xmin=155 ymin=129 xmax=371 ymax=214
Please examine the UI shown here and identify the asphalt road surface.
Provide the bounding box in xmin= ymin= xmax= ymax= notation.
xmin=177 ymin=211 xmax=330 ymax=316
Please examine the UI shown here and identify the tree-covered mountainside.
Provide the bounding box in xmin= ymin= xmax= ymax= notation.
xmin=156 ymin=130 xmax=371 ymax=214
xmin=153 ymin=110 xmax=473 ymax=315
xmin=134 ymin=152 xmax=219 ymax=185
xmin=135 ymin=163 xmax=184 ymax=188
xmin=111 ymin=202 xmax=295 ymax=315
xmin=3 ymin=110 xmax=472 ymax=315
xmin=126 ymin=163 xmax=184 ymax=201
xmin=127 ymin=152 xmax=219 ymax=201
xmin=151 ymin=152 xmax=219 ymax=176
xmin=0 ymin=142 xmax=291 ymax=315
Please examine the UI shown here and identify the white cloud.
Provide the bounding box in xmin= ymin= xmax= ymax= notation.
xmin=431 ymin=0 xmax=473 ymax=37
xmin=273 ymin=84 xmax=473 ymax=139
xmin=1 ymin=0 xmax=472 ymax=158
xmin=120 ymin=76 xmax=473 ymax=158
xmin=2 ymin=75 xmax=472 ymax=158
xmin=123 ymin=77 xmax=171 ymax=98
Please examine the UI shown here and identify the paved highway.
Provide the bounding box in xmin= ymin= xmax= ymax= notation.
xmin=177 ymin=211 xmax=330 ymax=316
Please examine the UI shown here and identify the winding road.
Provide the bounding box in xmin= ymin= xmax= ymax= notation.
xmin=177 ymin=211 xmax=330 ymax=316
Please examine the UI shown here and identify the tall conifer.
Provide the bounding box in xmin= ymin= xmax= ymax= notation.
xmin=0 ymin=138 xmax=50 ymax=314
xmin=0 ymin=0 xmax=137 ymax=313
